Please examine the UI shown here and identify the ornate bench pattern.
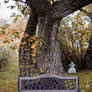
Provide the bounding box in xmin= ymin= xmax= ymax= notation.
xmin=18 ymin=74 xmax=79 ymax=92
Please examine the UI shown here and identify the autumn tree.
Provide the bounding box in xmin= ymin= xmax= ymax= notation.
xmin=58 ymin=11 xmax=91 ymax=70
xmin=83 ymin=4 xmax=92 ymax=69
xmin=16 ymin=0 xmax=92 ymax=76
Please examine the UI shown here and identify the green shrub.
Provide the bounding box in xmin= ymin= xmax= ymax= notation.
xmin=0 ymin=46 xmax=9 ymax=70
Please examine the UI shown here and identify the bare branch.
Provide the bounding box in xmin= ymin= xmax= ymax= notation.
xmin=52 ymin=0 xmax=92 ymax=19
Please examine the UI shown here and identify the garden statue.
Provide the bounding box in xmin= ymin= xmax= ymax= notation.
xmin=68 ymin=62 xmax=76 ymax=74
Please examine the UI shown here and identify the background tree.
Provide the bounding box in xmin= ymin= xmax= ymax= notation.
xmin=83 ymin=4 xmax=92 ymax=69
xmin=0 ymin=16 xmax=26 ymax=71
xmin=58 ymin=11 xmax=91 ymax=70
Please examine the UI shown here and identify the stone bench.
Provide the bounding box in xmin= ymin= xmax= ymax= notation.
xmin=18 ymin=74 xmax=79 ymax=92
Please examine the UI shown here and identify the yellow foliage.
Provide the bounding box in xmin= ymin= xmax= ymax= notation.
xmin=40 ymin=68 xmax=44 ymax=73
xmin=23 ymin=33 xmax=29 ymax=38
xmin=31 ymin=36 xmax=42 ymax=64
xmin=20 ymin=42 xmax=26 ymax=45
xmin=31 ymin=45 xmax=36 ymax=49
xmin=32 ymin=53 xmax=36 ymax=57
xmin=85 ymin=3 xmax=92 ymax=13
xmin=28 ymin=38 xmax=34 ymax=42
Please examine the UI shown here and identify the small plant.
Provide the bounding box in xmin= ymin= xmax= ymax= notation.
xmin=0 ymin=46 xmax=9 ymax=70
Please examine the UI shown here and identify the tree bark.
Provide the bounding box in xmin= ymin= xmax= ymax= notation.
xmin=52 ymin=0 xmax=92 ymax=19
xmin=36 ymin=16 xmax=64 ymax=76
xmin=19 ymin=13 xmax=40 ymax=77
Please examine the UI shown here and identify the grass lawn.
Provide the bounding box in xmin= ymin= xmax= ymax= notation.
xmin=0 ymin=54 xmax=19 ymax=92
xmin=0 ymin=57 xmax=92 ymax=92
xmin=66 ymin=70 xmax=92 ymax=92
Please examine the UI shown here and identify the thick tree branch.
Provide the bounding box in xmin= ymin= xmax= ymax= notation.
xmin=26 ymin=0 xmax=51 ymax=16
xmin=52 ymin=0 xmax=92 ymax=19
xmin=24 ymin=12 xmax=38 ymax=37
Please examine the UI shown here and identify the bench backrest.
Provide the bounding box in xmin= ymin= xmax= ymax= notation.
xmin=18 ymin=74 xmax=79 ymax=92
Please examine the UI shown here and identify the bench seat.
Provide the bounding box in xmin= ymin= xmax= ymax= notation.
xmin=18 ymin=74 xmax=79 ymax=92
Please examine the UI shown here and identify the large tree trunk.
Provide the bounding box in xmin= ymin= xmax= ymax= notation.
xmin=19 ymin=0 xmax=92 ymax=76
xmin=37 ymin=16 xmax=64 ymax=76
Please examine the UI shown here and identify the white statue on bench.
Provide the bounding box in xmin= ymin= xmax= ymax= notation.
xmin=68 ymin=62 xmax=76 ymax=74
